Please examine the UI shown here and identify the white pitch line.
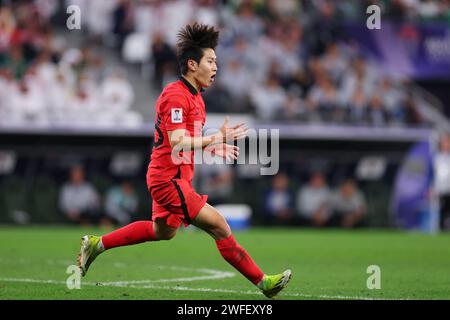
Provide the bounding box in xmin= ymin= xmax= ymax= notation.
xmin=124 ymin=283 xmax=396 ymax=300
xmin=104 ymin=269 xmax=235 ymax=285
xmin=0 ymin=277 xmax=402 ymax=300
xmin=0 ymin=278 xmax=66 ymax=285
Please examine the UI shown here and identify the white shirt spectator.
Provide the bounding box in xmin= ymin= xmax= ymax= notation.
xmin=66 ymin=88 xmax=100 ymax=125
xmin=250 ymin=79 xmax=287 ymax=120
xmin=378 ymin=78 xmax=406 ymax=117
xmin=434 ymin=152 xmax=450 ymax=196
xmin=194 ymin=2 xmax=219 ymax=26
xmin=307 ymin=77 xmax=338 ymax=109
xmin=34 ymin=59 xmax=58 ymax=93
xmin=219 ymin=59 xmax=252 ymax=99
xmin=297 ymin=185 xmax=331 ymax=219
xmin=161 ymin=0 xmax=195 ymax=46
xmin=222 ymin=4 xmax=264 ymax=43
xmin=272 ymin=41 xmax=304 ymax=78
xmin=86 ymin=0 xmax=118 ymax=36
xmin=331 ymin=189 xmax=366 ymax=216
xmin=100 ymin=71 xmax=134 ymax=112
xmin=8 ymin=80 xmax=47 ymax=124
xmin=320 ymin=44 xmax=349 ymax=82
xmin=59 ymin=182 xmax=100 ymax=214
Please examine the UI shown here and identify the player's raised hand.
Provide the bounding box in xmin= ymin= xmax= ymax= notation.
xmin=219 ymin=116 xmax=248 ymax=142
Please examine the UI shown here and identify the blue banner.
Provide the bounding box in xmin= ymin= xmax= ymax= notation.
xmin=345 ymin=22 xmax=450 ymax=79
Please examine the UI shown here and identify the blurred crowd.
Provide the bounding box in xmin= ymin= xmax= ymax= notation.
xmin=193 ymin=160 xmax=367 ymax=228
xmin=113 ymin=0 xmax=431 ymax=126
xmin=0 ymin=0 xmax=444 ymax=128
xmin=262 ymin=172 xmax=367 ymax=228
xmin=59 ymin=164 xmax=139 ymax=227
xmin=382 ymin=0 xmax=450 ymax=21
xmin=0 ymin=0 xmax=142 ymax=127
xmin=59 ymin=160 xmax=367 ymax=229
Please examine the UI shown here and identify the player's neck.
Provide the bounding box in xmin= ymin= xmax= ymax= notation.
xmin=181 ymin=74 xmax=201 ymax=93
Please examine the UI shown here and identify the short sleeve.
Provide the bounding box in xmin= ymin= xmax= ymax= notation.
xmin=162 ymin=94 xmax=190 ymax=131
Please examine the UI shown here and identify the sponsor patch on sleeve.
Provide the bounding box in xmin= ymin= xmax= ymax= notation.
xmin=171 ymin=108 xmax=183 ymax=123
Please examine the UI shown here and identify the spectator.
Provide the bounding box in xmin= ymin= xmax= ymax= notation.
xmin=320 ymin=42 xmax=348 ymax=83
xmin=220 ymin=35 xmax=266 ymax=83
xmin=345 ymin=81 xmax=368 ymax=124
xmin=377 ymin=78 xmax=406 ymax=125
xmin=279 ymin=87 xmax=305 ymax=121
xmin=193 ymin=0 xmax=220 ymax=27
xmin=59 ymin=165 xmax=102 ymax=226
xmin=330 ymin=179 xmax=367 ymax=228
xmin=249 ymin=73 xmax=287 ymax=120
xmin=8 ymin=77 xmax=47 ymax=125
xmin=100 ymin=68 xmax=134 ymax=112
xmin=66 ymin=83 xmax=99 ymax=125
xmin=305 ymin=73 xmax=339 ymax=122
xmin=339 ymin=57 xmax=377 ymax=103
xmin=367 ymin=94 xmax=389 ymax=127
xmin=1 ymin=45 xmax=28 ymax=80
xmin=86 ymin=0 xmax=118 ymax=42
xmin=151 ymin=32 xmax=177 ymax=90
xmin=433 ymin=133 xmax=450 ymax=230
xmin=219 ymin=58 xmax=252 ymax=112
xmin=272 ymin=20 xmax=306 ymax=87
xmin=112 ymin=0 xmax=134 ymax=51
xmin=296 ymin=172 xmax=332 ymax=227
xmin=305 ymin=0 xmax=345 ymax=55
xmin=225 ymin=1 xmax=264 ymax=43
xmin=262 ymin=172 xmax=295 ymax=225
xmin=104 ymin=180 xmax=138 ymax=226
xmin=160 ymin=0 xmax=195 ymax=46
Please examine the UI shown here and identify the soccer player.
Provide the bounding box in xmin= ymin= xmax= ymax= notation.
xmin=78 ymin=23 xmax=291 ymax=299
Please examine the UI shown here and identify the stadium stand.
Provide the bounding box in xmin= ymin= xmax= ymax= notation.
xmin=1 ymin=0 xmax=450 ymax=231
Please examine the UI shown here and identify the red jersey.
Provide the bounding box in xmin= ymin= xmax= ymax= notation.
xmin=147 ymin=77 xmax=206 ymax=188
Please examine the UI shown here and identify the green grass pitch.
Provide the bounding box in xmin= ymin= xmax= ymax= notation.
xmin=0 ymin=226 xmax=449 ymax=300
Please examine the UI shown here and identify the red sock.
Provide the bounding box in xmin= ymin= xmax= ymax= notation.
xmin=216 ymin=234 xmax=264 ymax=285
xmin=101 ymin=221 xmax=156 ymax=250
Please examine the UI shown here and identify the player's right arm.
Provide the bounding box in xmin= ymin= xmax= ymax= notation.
xmin=167 ymin=117 xmax=247 ymax=151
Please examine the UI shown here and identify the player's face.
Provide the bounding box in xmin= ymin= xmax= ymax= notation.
xmin=195 ymin=48 xmax=217 ymax=88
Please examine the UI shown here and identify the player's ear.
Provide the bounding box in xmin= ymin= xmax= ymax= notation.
xmin=188 ymin=59 xmax=197 ymax=72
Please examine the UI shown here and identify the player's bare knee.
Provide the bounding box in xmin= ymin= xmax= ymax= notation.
xmin=209 ymin=221 xmax=231 ymax=240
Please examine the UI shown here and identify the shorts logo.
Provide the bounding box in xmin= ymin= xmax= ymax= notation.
xmin=171 ymin=108 xmax=183 ymax=123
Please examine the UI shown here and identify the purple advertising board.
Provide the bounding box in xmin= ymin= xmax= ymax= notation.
xmin=345 ymin=22 xmax=450 ymax=79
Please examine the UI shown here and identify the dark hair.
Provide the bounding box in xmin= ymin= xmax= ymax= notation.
xmin=176 ymin=22 xmax=219 ymax=75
